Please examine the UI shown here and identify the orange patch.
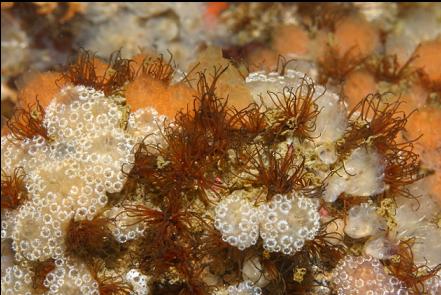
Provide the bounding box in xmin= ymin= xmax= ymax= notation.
xmin=343 ymin=70 xmax=377 ymax=110
xmin=333 ymin=16 xmax=380 ymax=60
xmin=130 ymin=52 xmax=159 ymax=69
xmin=412 ymin=39 xmax=441 ymax=86
xmin=204 ymin=2 xmax=229 ymax=27
xmin=272 ymin=25 xmax=310 ymax=57
xmin=404 ymin=106 xmax=441 ymax=202
xmin=125 ymin=75 xmax=195 ymax=118
xmin=405 ymin=106 xmax=441 ymax=154
xmin=205 ymin=2 xmax=229 ymax=17
xmin=188 ymin=47 xmax=254 ymax=110
xmin=91 ymin=57 xmax=111 ymax=78
xmin=16 ymin=72 xmax=66 ymax=109
xmin=1 ymin=125 xmax=10 ymax=136
xmin=59 ymin=2 xmax=85 ymax=23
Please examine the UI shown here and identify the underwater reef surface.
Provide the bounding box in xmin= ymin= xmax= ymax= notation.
xmin=1 ymin=3 xmax=441 ymax=295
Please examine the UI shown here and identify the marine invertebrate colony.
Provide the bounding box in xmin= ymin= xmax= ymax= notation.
xmin=1 ymin=40 xmax=440 ymax=295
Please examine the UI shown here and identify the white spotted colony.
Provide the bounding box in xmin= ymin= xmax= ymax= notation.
xmin=126 ymin=269 xmax=150 ymax=295
xmin=214 ymin=192 xmax=320 ymax=255
xmin=1 ymin=257 xmax=99 ymax=295
xmin=1 ymin=85 xmax=163 ymax=294
xmin=332 ymin=255 xmax=408 ymax=295
xmin=214 ymin=193 xmax=259 ymax=250
xmin=259 ymin=193 xmax=320 ymax=255
xmin=227 ymin=280 xmax=262 ymax=295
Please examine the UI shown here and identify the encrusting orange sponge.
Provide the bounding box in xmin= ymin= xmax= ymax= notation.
xmin=412 ymin=39 xmax=441 ymax=88
xmin=333 ymin=15 xmax=380 ymax=60
xmin=125 ymin=53 xmax=196 ymax=117
xmin=126 ymin=75 xmax=196 ymax=118
xmin=272 ymin=24 xmax=311 ymax=58
xmin=404 ymin=106 xmax=441 ymax=204
xmin=343 ymin=70 xmax=377 ymax=110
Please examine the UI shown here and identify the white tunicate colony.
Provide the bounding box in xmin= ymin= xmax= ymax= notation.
xmin=259 ymin=193 xmax=320 ymax=255
xmin=2 ymin=86 xmax=141 ymax=261
xmin=214 ymin=192 xmax=320 ymax=255
xmin=0 ymin=257 xmax=99 ymax=295
xmin=344 ymin=203 xmax=386 ymax=239
xmin=227 ymin=280 xmax=262 ymax=295
xmin=332 ymin=255 xmax=408 ymax=295
xmin=44 ymin=258 xmax=98 ymax=295
xmin=323 ymin=147 xmax=386 ymax=202
xmin=126 ymin=269 xmax=150 ymax=295
xmin=1 ymin=85 xmax=164 ymax=293
xmin=1 ymin=264 xmax=34 ymax=295
xmin=214 ymin=193 xmax=259 ymax=250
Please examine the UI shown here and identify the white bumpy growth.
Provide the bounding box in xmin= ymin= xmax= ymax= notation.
xmin=214 ymin=193 xmax=259 ymax=250
xmin=332 ymin=255 xmax=408 ymax=295
xmin=214 ymin=192 xmax=320 ymax=255
xmin=1 ymin=85 xmax=164 ymax=294
xmin=227 ymin=280 xmax=262 ymax=295
xmin=259 ymin=193 xmax=320 ymax=255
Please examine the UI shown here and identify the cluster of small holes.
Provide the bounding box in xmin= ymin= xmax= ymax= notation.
xmin=0 ymin=265 xmax=33 ymax=295
xmin=11 ymin=204 xmax=64 ymax=261
xmin=332 ymin=255 xmax=408 ymax=295
xmin=1 ymin=85 xmax=165 ymax=294
xmin=1 ymin=211 xmax=16 ymax=240
xmin=42 ymin=258 xmax=99 ymax=295
xmin=227 ymin=280 xmax=262 ymax=295
xmin=214 ymin=194 xmax=259 ymax=250
xmin=259 ymin=193 xmax=320 ymax=255
xmin=126 ymin=269 xmax=149 ymax=295
xmin=1 ymin=136 xmax=26 ymax=174
xmin=213 ymin=192 xmax=320 ymax=255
